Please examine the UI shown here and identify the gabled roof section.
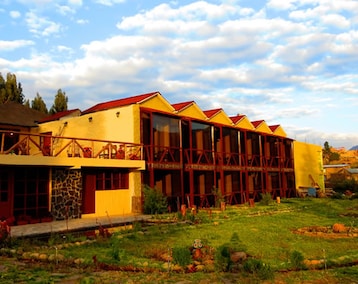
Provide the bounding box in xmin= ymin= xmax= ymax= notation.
xmin=0 ymin=102 xmax=48 ymax=127
xmin=269 ymin=125 xmax=287 ymax=137
xmin=251 ymin=120 xmax=273 ymax=134
xmin=172 ymin=101 xmax=194 ymax=112
xmin=38 ymin=109 xmax=81 ymax=123
xmin=139 ymin=92 xmax=175 ymax=112
xmin=203 ymin=108 xmax=233 ymax=125
xmin=230 ymin=115 xmax=255 ymax=130
xmin=172 ymin=101 xmax=207 ymax=120
xmin=82 ymin=92 xmax=163 ymax=115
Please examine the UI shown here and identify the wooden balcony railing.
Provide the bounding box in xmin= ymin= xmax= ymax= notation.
xmin=0 ymin=130 xmax=143 ymax=161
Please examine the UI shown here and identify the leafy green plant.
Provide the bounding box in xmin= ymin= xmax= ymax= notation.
xmin=172 ymin=246 xmax=192 ymax=267
xmin=214 ymin=243 xmax=232 ymax=272
xmin=230 ymin=232 xmax=247 ymax=252
xmin=290 ymin=250 xmax=306 ymax=270
xmin=109 ymin=237 xmax=127 ymax=262
xmin=212 ymin=187 xmax=224 ymax=208
xmin=260 ymin=192 xmax=273 ymax=205
xmin=243 ymin=258 xmax=274 ymax=280
xmin=143 ymin=185 xmax=168 ymax=214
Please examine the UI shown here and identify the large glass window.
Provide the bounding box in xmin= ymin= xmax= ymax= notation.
xmin=192 ymin=122 xmax=212 ymax=150
xmin=153 ymin=114 xmax=180 ymax=147
xmin=13 ymin=168 xmax=49 ymax=218
xmin=96 ymin=169 xmax=129 ymax=190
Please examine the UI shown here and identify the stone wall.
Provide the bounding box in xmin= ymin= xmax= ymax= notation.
xmin=51 ymin=169 xmax=82 ymax=220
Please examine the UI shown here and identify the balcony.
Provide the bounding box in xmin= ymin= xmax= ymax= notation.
xmin=0 ymin=130 xmax=145 ymax=170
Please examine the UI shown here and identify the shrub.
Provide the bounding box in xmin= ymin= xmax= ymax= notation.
xmin=172 ymin=246 xmax=192 ymax=267
xmin=290 ymin=250 xmax=306 ymax=270
xmin=230 ymin=232 xmax=247 ymax=252
xmin=214 ymin=243 xmax=232 ymax=272
xmin=109 ymin=237 xmax=127 ymax=262
xmin=243 ymin=258 xmax=274 ymax=280
xmin=143 ymin=185 xmax=168 ymax=214
xmin=260 ymin=192 xmax=273 ymax=205
xmin=212 ymin=187 xmax=224 ymax=208
xmin=331 ymin=178 xmax=358 ymax=194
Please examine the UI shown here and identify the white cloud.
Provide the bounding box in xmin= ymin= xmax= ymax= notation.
xmin=25 ymin=10 xmax=62 ymax=37
xmin=0 ymin=40 xmax=34 ymax=51
xmin=9 ymin=10 xmax=21 ymax=18
xmin=94 ymin=0 xmax=125 ymax=6
xmin=76 ymin=19 xmax=88 ymax=25
xmin=267 ymin=0 xmax=296 ymax=10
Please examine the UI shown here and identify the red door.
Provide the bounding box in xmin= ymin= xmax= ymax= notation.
xmin=0 ymin=169 xmax=12 ymax=220
xmin=41 ymin=132 xmax=52 ymax=156
xmin=82 ymin=171 xmax=96 ymax=214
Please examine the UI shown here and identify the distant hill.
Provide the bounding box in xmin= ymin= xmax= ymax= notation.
xmin=350 ymin=145 xmax=358 ymax=150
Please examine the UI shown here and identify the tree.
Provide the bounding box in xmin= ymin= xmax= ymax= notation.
xmin=0 ymin=72 xmax=24 ymax=104
xmin=322 ymin=141 xmax=340 ymax=164
xmin=24 ymin=99 xmax=30 ymax=108
xmin=31 ymin=93 xmax=48 ymax=114
xmin=49 ymin=89 xmax=68 ymax=114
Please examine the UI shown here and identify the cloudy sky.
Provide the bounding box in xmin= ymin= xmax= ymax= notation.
xmin=0 ymin=0 xmax=357 ymax=149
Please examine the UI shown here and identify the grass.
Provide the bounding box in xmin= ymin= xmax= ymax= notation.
xmin=1 ymin=197 xmax=358 ymax=283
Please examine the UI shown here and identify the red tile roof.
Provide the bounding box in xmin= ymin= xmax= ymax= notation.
xmin=230 ymin=115 xmax=246 ymax=124
xmin=269 ymin=125 xmax=280 ymax=132
xmin=172 ymin=101 xmax=194 ymax=111
xmin=38 ymin=109 xmax=81 ymax=123
xmin=203 ymin=108 xmax=222 ymax=118
xmin=251 ymin=120 xmax=265 ymax=128
xmin=82 ymin=92 xmax=159 ymax=115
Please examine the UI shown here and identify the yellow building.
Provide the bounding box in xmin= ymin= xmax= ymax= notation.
xmin=0 ymin=92 xmax=324 ymax=224
xmin=293 ymin=141 xmax=324 ymax=194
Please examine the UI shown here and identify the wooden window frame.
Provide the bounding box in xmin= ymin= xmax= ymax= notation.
xmin=96 ymin=169 xmax=129 ymax=190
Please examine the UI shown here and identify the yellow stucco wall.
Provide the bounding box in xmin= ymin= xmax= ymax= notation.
xmin=233 ymin=116 xmax=255 ymax=130
xmin=82 ymin=189 xmax=131 ymax=218
xmin=207 ymin=111 xmax=233 ymax=125
xmin=271 ymin=126 xmax=287 ymax=137
xmin=294 ymin=141 xmax=325 ymax=191
xmin=254 ymin=121 xmax=273 ymax=134
xmin=140 ymin=94 xmax=175 ymax=113
xmin=176 ymin=103 xmax=207 ymax=120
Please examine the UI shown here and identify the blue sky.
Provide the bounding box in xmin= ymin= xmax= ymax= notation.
xmin=0 ymin=0 xmax=357 ymax=149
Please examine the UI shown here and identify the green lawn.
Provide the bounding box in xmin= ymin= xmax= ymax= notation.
xmin=1 ymin=197 xmax=358 ymax=283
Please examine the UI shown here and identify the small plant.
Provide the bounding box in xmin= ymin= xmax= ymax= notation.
xmin=0 ymin=220 xmax=11 ymax=247
xmin=290 ymin=250 xmax=306 ymax=270
xmin=260 ymin=192 xmax=273 ymax=205
xmin=230 ymin=232 xmax=247 ymax=252
xmin=172 ymin=246 xmax=192 ymax=267
xmin=243 ymin=258 xmax=274 ymax=280
xmin=109 ymin=237 xmax=127 ymax=262
xmin=212 ymin=187 xmax=224 ymax=208
xmin=143 ymin=185 xmax=168 ymax=214
xmin=214 ymin=243 xmax=232 ymax=272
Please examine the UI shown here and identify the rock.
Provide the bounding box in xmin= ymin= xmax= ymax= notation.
xmin=30 ymin=252 xmax=40 ymax=259
xmin=22 ymin=252 xmax=31 ymax=259
xmin=48 ymin=253 xmax=65 ymax=262
xmin=160 ymin=253 xmax=172 ymax=261
xmin=230 ymin=251 xmax=247 ymax=263
xmin=74 ymin=258 xmax=84 ymax=265
xmin=332 ymin=223 xmax=346 ymax=233
xmin=38 ymin=254 xmax=48 ymax=261
xmin=171 ymin=264 xmax=183 ymax=272
xmin=195 ymin=264 xmax=205 ymax=271
xmin=204 ymin=263 xmax=216 ymax=272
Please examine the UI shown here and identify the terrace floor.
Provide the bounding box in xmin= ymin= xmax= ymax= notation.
xmin=10 ymin=214 xmax=151 ymax=238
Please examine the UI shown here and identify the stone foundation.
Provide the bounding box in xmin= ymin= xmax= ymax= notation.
xmin=51 ymin=169 xmax=82 ymax=220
